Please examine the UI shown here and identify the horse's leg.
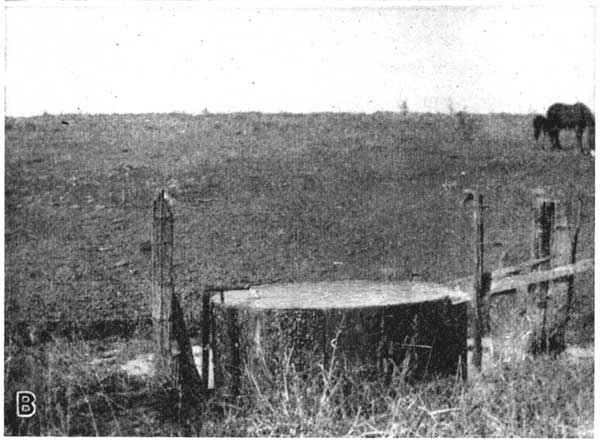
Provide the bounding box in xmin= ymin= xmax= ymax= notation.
xmin=576 ymin=126 xmax=584 ymax=153
xmin=541 ymin=132 xmax=547 ymax=150
xmin=549 ymin=128 xmax=561 ymax=150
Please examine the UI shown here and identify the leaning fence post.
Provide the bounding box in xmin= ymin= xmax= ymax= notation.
xmin=563 ymin=198 xmax=582 ymax=328
xmin=152 ymin=189 xmax=176 ymax=379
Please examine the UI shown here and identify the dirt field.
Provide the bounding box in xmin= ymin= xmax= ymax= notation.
xmin=4 ymin=112 xmax=595 ymax=343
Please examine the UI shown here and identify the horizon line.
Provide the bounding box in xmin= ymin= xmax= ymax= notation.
xmin=5 ymin=109 xmax=557 ymax=119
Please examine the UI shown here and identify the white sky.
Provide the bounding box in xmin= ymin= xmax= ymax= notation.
xmin=4 ymin=2 xmax=597 ymax=116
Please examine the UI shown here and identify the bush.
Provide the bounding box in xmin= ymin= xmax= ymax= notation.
xmin=455 ymin=111 xmax=478 ymax=142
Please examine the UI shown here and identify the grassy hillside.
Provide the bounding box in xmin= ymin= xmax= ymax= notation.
xmin=5 ymin=112 xmax=594 ymax=340
xmin=4 ymin=111 xmax=594 ymax=436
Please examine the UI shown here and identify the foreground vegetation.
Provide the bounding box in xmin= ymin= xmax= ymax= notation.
xmin=5 ymin=336 xmax=593 ymax=436
xmin=5 ymin=111 xmax=594 ymax=435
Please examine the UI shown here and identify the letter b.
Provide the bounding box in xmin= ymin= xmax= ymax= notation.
xmin=16 ymin=391 xmax=36 ymax=418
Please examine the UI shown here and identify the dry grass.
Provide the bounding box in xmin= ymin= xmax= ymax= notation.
xmin=3 ymin=334 xmax=593 ymax=436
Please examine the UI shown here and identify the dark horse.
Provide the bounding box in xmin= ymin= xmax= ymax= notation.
xmin=533 ymin=102 xmax=595 ymax=153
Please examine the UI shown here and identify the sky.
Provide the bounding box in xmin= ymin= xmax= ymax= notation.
xmin=4 ymin=2 xmax=597 ymax=116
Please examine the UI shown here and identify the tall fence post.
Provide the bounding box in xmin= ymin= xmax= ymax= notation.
xmin=545 ymin=201 xmax=572 ymax=352
xmin=473 ymin=192 xmax=485 ymax=371
xmin=528 ymin=197 xmax=553 ymax=354
xmin=466 ymin=190 xmax=486 ymax=372
xmin=201 ymin=290 xmax=212 ymax=391
xmin=152 ymin=189 xmax=176 ymax=379
xmin=528 ymin=196 xmax=573 ymax=354
xmin=151 ymin=190 xmax=204 ymax=397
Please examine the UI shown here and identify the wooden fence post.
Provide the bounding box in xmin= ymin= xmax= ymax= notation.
xmin=528 ymin=197 xmax=573 ymax=354
xmin=565 ymin=199 xmax=582 ymax=321
xmin=544 ymin=201 xmax=572 ymax=352
xmin=201 ymin=290 xmax=212 ymax=391
xmin=151 ymin=190 xmax=204 ymax=396
xmin=152 ymin=189 xmax=176 ymax=378
xmin=467 ymin=191 xmax=486 ymax=372
xmin=528 ymin=197 xmax=554 ymax=354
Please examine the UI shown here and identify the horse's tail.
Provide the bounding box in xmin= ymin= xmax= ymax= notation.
xmin=533 ymin=114 xmax=546 ymax=140
xmin=573 ymin=102 xmax=596 ymax=152
xmin=587 ymin=110 xmax=595 ymax=128
xmin=575 ymin=102 xmax=595 ymax=127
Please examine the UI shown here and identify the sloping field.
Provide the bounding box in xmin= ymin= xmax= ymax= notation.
xmin=4 ymin=112 xmax=594 ymax=343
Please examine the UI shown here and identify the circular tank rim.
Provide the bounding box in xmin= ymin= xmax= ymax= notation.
xmin=212 ymin=280 xmax=471 ymax=310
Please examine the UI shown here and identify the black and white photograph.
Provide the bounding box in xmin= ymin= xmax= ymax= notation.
xmin=4 ymin=1 xmax=595 ymax=436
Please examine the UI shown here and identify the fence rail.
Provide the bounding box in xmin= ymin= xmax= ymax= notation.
xmin=149 ymin=185 xmax=593 ymax=387
xmin=455 ymin=192 xmax=592 ymax=371
xmin=490 ymin=258 xmax=593 ymax=296
xmin=448 ymin=257 xmax=593 ymax=297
